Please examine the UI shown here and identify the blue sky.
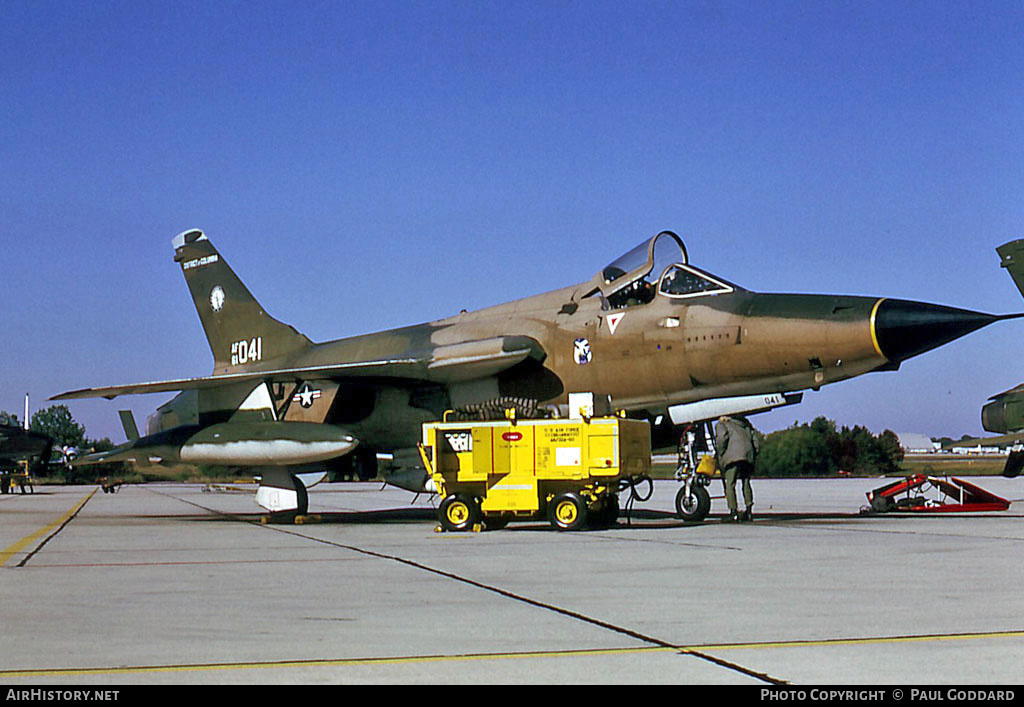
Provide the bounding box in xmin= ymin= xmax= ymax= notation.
xmin=3 ymin=0 xmax=1024 ymax=442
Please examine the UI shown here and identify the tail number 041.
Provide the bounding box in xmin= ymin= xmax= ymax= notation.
xmin=231 ymin=337 xmax=263 ymax=366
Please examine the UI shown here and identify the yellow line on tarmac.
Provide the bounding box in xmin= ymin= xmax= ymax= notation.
xmin=0 ymin=647 xmax=669 ymax=678
xmin=692 ymin=629 xmax=1024 ymax=652
xmin=2 ymin=629 xmax=1023 ymax=678
xmin=0 ymin=489 xmax=96 ymax=567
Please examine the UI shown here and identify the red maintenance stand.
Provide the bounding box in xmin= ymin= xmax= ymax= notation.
xmin=864 ymin=474 xmax=1010 ymax=514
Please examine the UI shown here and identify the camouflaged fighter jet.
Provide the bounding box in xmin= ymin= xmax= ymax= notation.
xmin=53 ymin=229 xmax=1021 ymax=511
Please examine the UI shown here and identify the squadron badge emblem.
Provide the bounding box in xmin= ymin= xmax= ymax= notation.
xmin=573 ymin=338 xmax=592 ymax=365
xmin=210 ymin=285 xmax=225 ymax=313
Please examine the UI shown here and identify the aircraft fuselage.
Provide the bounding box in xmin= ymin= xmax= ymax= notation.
xmin=154 ymin=286 xmax=975 ymax=455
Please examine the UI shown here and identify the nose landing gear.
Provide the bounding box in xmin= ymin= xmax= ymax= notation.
xmin=675 ymin=479 xmax=711 ymax=521
xmin=673 ymin=423 xmax=715 ymax=522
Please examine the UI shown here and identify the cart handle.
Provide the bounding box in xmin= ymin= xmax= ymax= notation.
xmin=416 ymin=443 xmax=434 ymax=476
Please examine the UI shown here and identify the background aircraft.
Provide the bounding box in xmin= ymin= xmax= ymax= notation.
xmin=54 ymin=229 xmax=1021 ymax=512
xmin=0 ymin=396 xmax=87 ymax=486
xmin=945 ymin=238 xmax=1024 ymax=477
xmin=0 ymin=401 xmax=53 ymax=491
xmin=0 ymin=425 xmax=52 ymax=474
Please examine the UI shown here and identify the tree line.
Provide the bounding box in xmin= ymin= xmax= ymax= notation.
xmin=755 ymin=416 xmax=904 ymax=477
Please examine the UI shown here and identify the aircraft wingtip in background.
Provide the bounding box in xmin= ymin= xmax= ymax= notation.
xmin=950 ymin=238 xmax=1024 ymax=478
xmin=997 ymin=238 xmax=1024 ymax=300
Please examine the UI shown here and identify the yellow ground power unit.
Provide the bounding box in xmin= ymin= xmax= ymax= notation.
xmin=418 ymin=415 xmax=651 ymax=531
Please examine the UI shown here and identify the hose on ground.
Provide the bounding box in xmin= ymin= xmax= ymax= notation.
xmin=618 ymin=474 xmax=653 ymax=526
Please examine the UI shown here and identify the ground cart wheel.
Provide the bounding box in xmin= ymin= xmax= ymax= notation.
xmin=675 ymin=483 xmax=710 ymax=522
xmin=548 ymin=492 xmax=588 ymax=531
xmin=439 ymin=494 xmax=480 ymax=532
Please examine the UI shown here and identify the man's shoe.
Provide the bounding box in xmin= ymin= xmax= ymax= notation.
xmin=741 ymin=508 xmax=753 ymax=522
xmin=723 ymin=511 xmax=741 ymax=523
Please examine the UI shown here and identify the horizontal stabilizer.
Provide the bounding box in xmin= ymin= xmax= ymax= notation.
xmin=70 ymin=444 xmax=136 ymax=466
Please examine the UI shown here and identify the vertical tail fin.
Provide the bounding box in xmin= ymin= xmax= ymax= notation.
xmin=118 ymin=410 xmax=140 ymax=441
xmin=997 ymin=238 xmax=1024 ymax=299
xmin=172 ymin=229 xmax=312 ymax=372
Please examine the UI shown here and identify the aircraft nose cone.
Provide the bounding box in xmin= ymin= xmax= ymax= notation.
xmin=873 ymin=298 xmax=1001 ymax=363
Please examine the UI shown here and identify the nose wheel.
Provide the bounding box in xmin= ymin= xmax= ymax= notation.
xmin=673 ymin=422 xmax=714 ymax=522
xmin=675 ymin=482 xmax=710 ymax=522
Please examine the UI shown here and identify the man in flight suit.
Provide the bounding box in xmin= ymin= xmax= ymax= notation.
xmin=714 ymin=414 xmax=761 ymax=522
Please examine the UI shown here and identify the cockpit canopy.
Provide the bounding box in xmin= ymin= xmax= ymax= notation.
xmin=593 ymin=231 xmax=739 ymax=310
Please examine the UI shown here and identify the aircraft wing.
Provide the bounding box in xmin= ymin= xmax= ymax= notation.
xmin=52 ymin=335 xmax=546 ymax=401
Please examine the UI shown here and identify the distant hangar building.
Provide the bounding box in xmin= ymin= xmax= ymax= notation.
xmin=896 ymin=432 xmax=938 ymax=454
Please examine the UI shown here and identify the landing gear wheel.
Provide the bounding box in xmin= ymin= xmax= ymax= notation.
xmin=548 ymin=492 xmax=588 ymax=531
xmin=439 ymin=494 xmax=480 ymax=532
xmin=675 ymin=483 xmax=710 ymax=522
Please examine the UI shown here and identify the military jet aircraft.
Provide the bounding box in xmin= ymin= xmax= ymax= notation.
xmin=945 ymin=238 xmax=1024 ymax=477
xmin=54 ymin=229 xmax=1021 ymax=512
xmin=0 ymin=424 xmax=52 ymax=491
xmin=955 ymin=381 xmax=1024 ymax=478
